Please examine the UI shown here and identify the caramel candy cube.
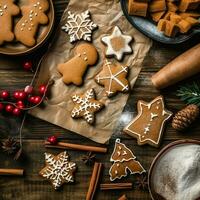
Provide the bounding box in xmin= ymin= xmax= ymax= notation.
xmin=179 ymin=12 xmax=200 ymax=19
xmin=149 ymin=0 xmax=166 ymax=12
xmin=164 ymin=20 xmax=179 ymax=37
xmin=177 ymin=19 xmax=192 ymax=33
xmin=128 ymin=0 xmax=148 ymax=16
xmin=157 ymin=19 xmax=167 ymax=31
xmin=163 ymin=11 xmax=174 ymax=20
xmin=167 ymin=2 xmax=178 ymax=11
xmin=179 ymin=0 xmax=200 ymax=12
xmin=185 ymin=16 xmax=200 ymax=25
xmin=170 ymin=13 xmax=182 ymax=23
xmin=151 ymin=11 xmax=165 ymax=22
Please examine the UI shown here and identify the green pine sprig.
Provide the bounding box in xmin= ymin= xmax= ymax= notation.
xmin=177 ymin=81 xmax=200 ymax=106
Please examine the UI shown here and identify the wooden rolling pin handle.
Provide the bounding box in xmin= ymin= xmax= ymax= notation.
xmin=0 ymin=169 xmax=24 ymax=176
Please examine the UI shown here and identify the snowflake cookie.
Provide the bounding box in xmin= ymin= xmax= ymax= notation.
xmin=123 ymin=96 xmax=172 ymax=147
xmin=109 ymin=139 xmax=145 ymax=181
xmin=95 ymin=60 xmax=129 ymax=97
xmin=71 ymin=88 xmax=104 ymax=124
xmin=39 ymin=151 xmax=76 ymax=190
xmin=62 ymin=10 xmax=98 ymax=43
xmin=101 ymin=26 xmax=132 ymax=61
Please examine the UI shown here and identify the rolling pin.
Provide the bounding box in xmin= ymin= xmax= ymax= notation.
xmin=151 ymin=43 xmax=200 ymax=89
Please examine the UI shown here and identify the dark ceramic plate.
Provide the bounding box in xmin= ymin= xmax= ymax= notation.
xmin=0 ymin=0 xmax=54 ymax=55
xmin=121 ymin=0 xmax=200 ymax=44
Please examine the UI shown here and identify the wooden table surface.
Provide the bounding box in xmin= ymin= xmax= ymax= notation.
xmin=0 ymin=1 xmax=200 ymax=200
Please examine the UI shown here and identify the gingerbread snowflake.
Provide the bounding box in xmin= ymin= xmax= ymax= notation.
xmin=62 ymin=10 xmax=97 ymax=43
xmin=39 ymin=151 xmax=76 ymax=190
xmin=71 ymin=88 xmax=104 ymax=124
xmin=101 ymin=26 xmax=132 ymax=61
xmin=95 ymin=60 xmax=129 ymax=97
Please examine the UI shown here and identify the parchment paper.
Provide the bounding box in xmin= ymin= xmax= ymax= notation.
xmin=29 ymin=0 xmax=152 ymax=144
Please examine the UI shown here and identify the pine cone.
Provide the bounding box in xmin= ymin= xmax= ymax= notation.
xmin=172 ymin=104 xmax=199 ymax=131
xmin=1 ymin=137 xmax=19 ymax=155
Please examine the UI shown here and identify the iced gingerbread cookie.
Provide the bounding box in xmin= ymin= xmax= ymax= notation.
xmin=0 ymin=0 xmax=20 ymax=45
xmin=62 ymin=10 xmax=97 ymax=43
xmin=101 ymin=26 xmax=132 ymax=61
xmin=71 ymin=88 xmax=104 ymax=124
xmin=95 ymin=60 xmax=129 ymax=97
xmin=57 ymin=43 xmax=98 ymax=86
xmin=14 ymin=0 xmax=49 ymax=47
xmin=123 ymin=96 xmax=172 ymax=147
xmin=39 ymin=151 xmax=76 ymax=190
xmin=109 ymin=139 xmax=145 ymax=181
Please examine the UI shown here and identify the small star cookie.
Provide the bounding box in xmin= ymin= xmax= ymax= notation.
xmin=39 ymin=151 xmax=76 ymax=190
xmin=123 ymin=96 xmax=172 ymax=147
xmin=95 ymin=60 xmax=129 ymax=97
xmin=71 ymin=88 xmax=104 ymax=124
xmin=101 ymin=26 xmax=132 ymax=61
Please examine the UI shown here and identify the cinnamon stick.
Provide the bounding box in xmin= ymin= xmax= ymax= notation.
xmin=45 ymin=141 xmax=107 ymax=153
xmin=151 ymin=43 xmax=200 ymax=89
xmin=100 ymin=183 xmax=132 ymax=190
xmin=86 ymin=162 xmax=103 ymax=200
xmin=118 ymin=194 xmax=127 ymax=200
xmin=0 ymin=169 xmax=24 ymax=176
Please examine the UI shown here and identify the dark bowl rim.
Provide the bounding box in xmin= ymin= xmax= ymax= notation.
xmin=148 ymin=139 xmax=200 ymax=200
xmin=0 ymin=0 xmax=55 ymax=56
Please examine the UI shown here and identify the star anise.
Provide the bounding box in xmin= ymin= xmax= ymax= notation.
xmin=1 ymin=137 xmax=20 ymax=155
xmin=81 ymin=152 xmax=96 ymax=166
xmin=135 ymin=174 xmax=148 ymax=191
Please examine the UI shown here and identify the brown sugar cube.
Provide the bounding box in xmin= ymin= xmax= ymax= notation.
xmin=164 ymin=20 xmax=179 ymax=37
xmin=179 ymin=12 xmax=200 ymax=19
xmin=157 ymin=19 xmax=167 ymax=31
xmin=177 ymin=19 xmax=192 ymax=33
xmin=170 ymin=13 xmax=182 ymax=23
xmin=163 ymin=11 xmax=174 ymax=20
xmin=179 ymin=0 xmax=200 ymax=12
xmin=151 ymin=11 xmax=165 ymax=22
xmin=167 ymin=2 xmax=178 ymax=11
xmin=149 ymin=0 xmax=166 ymax=12
xmin=128 ymin=0 xmax=148 ymax=16
xmin=185 ymin=16 xmax=200 ymax=25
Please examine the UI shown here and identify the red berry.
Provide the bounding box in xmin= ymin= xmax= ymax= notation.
xmin=47 ymin=135 xmax=58 ymax=145
xmin=23 ymin=61 xmax=33 ymax=71
xmin=28 ymin=96 xmax=35 ymax=103
xmin=33 ymin=96 xmax=42 ymax=104
xmin=18 ymin=91 xmax=26 ymax=100
xmin=0 ymin=103 xmax=4 ymax=111
xmin=12 ymin=108 xmax=21 ymax=116
xmin=16 ymin=101 xmax=25 ymax=109
xmin=13 ymin=91 xmax=20 ymax=99
xmin=39 ymin=85 xmax=47 ymax=95
xmin=5 ymin=104 xmax=14 ymax=113
xmin=0 ymin=90 xmax=9 ymax=99
xmin=24 ymin=85 xmax=33 ymax=94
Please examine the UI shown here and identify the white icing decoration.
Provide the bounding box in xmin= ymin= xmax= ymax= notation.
xmin=33 ymin=4 xmax=37 ymax=7
xmin=144 ymin=126 xmax=150 ymax=134
xmin=101 ymin=26 xmax=132 ymax=61
xmin=117 ymin=151 xmax=121 ymax=156
xmin=96 ymin=60 xmax=129 ymax=96
xmin=3 ymin=5 xmax=7 ymax=9
xmin=71 ymin=89 xmax=103 ymax=124
xmin=62 ymin=10 xmax=98 ymax=43
xmin=150 ymin=113 xmax=158 ymax=121
xmin=40 ymin=151 xmax=76 ymax=190
xmin=122 ymin=151 xmax=127 ymax=155
xmin=39 ymin=6 xmax=42 ymax=10
xmin=124 ymin=96 xmax=172 ymax=146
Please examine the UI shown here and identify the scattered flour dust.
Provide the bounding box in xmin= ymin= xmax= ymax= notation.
xmin=153 ymin=144 xmax=200 ymax=200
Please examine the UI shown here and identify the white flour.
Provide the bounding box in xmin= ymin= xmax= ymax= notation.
xmin=153 ymin=144 xmax=200 ymax=200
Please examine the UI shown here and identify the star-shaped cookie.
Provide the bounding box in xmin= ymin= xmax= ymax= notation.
xmin=101 ymin=26 xmax=132 ymax=61
xmin=123 ymin=96 xmax=172 ymax=147
xmin=71 ymin=88 xmax=104 ymax=124
xmin=95 ymin=60 xmax=129 ymax=97
xmin=39 ymin=151 xmax=76 ymax=190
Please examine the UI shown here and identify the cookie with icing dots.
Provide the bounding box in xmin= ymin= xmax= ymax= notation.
xmin=0 ymin=0 xmax=20 ymax=45
xmin=95 ymin=60 xmax=129 ymax=97
xmin=123 ymin=96 xmax=172 ymax=147
xmin=101 ymin=26 xmax=133 ymax=61
xmin=14 ymin=0 xmax=49 ymax=47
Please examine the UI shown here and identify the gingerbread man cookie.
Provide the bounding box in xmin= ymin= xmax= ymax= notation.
xmin=39 ymin=151 xmax=76 ymax=190
xmin=101 ymin=26 xmax=132 ymax=61
xmin=123 ymin=96 xmax=172 ymax=147
xmin=95 ymin=60 xmax=129 ymax=97
xmin=109 ymin=139 xmax=145 ymax=181
xmin=0 ymin=0 xmax=20 ymax=45
xmin=57 ymin=43 xmax=98 ymax=86
xmin=14 ymin=0 xmax=49 ymax=47
xmin=71 ymin=88 xmax=104 ymax=124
